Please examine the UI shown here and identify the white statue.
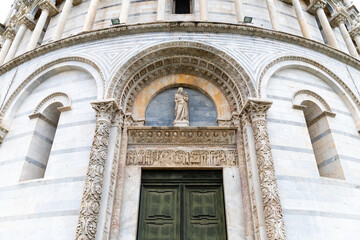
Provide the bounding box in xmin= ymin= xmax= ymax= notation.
xmin=173 ymin=87 xmax=189 ymax=127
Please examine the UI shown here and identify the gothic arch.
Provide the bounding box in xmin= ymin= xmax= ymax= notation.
xmin=0 ymin=57 xmax=105 ymax=127
xmin=257 ymin=56 xmax=360 ymax=131
xmin=107 ymin=41 xmax=256 ymax=116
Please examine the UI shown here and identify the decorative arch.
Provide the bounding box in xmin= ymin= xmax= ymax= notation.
xmin=33 ymin=92 xmax=72 ymax=114
xmin=0 ymin=57 xmax=105 ymax=127
xmin=292 ymin=89 xmax=333 ymax=113
xmin=258 ymin=55 xmax=360 ymax=132
xmin=132 ymin=74 xmax=231 ymax=121
xmin=107 ymin=41 xmax=256 ymax=116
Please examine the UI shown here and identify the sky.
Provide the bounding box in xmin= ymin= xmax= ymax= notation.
xmin=0 ymin=0 xmax=359 ymax=24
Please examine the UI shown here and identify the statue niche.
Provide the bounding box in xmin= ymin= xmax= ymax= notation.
xmin=174 ymin=87 xmax=189 ymax=127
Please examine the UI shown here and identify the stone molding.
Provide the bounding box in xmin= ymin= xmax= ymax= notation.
xmin=307 ymin=0 xmax=327 ymax=14
xmin=75 ymin=99 xmax=120 ymax=240
xmin=28 ymin=112 xmax=57 ymax=127
xmin=0 ymin=56 xmax=105 ymax=124
xmin=1 ymin=21 xmax=360 ymax=77
xmin=126 ymin=149 xmax=238 ymax=166
xmin=33 ymin=92 xmax=72 ymax=113
xmin=0 ymin=125 xmax=9 ymax=145
xmin=39 ymin=0 xmax=60 ymax=17
xmin=127 ymin=127 xmax=236 ymax=145
xmin=292 ymin=89 xmax=334 ymax=112
xmin=241 ymin=98 xmax=286 ymax=240
xmin=257 ymin=56 xmax=360 ymax=112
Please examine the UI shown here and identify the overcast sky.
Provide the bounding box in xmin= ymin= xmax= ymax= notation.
xmin=0 ymin=0 xmax=359 ymax=24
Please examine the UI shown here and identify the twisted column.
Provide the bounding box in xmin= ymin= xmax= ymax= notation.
xmin=83 ymin=0 xmax=100 ymax=31
xmin=76 ymin=99 xmax=119 ymax=240
xmin=265 ymin=0 xmax=280 ymax=31
xmin=4 ymin=14 xmax=35 ymax=63
xmin=53 ymin=0 xmax=73 ymax=41
xmin=26 ymin=0 xmax=59 ymax=51
xmin=292 ymin=0 xmax=311 ymax=39
xmin=308 ymin=0 xmax=339 ymax=49
xmin=244 ymin=99 xmax=286 ymax=240
xmin=0 ymin=28 xmax=15 ymax=65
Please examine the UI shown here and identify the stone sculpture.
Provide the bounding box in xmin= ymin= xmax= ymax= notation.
xmin=173 ymin=87 xmax=189 ymax=126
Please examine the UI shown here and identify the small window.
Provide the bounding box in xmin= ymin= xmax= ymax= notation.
xmin=174 ymin=0 xmax=192 ymax=14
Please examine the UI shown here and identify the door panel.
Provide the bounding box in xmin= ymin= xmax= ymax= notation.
xmin=184 ymin=185 xmax=227 ymax=240
xmin=138 ymin=185 xmax=180 ymax=240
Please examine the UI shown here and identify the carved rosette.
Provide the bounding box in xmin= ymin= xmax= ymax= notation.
xmin=75 ymin=100 xmax=119 ymax=240
xmin=246 ymin=99 xmax=286 ymax=240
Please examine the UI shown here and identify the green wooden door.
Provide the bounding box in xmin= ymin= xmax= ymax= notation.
xmin=137 ymin=170 xmax=227 ymax=240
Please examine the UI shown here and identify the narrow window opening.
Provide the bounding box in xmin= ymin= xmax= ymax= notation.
xmin=174 ymin=0 xmax=191 ymax=14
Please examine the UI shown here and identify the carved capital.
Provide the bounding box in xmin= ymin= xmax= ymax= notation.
xmin=91 ymin=99 xmax=119 ymax=123
xmin=2 ymin=28 xmax=15 ymax=40
xmin=242 ymin=98 xmax=272 ymax=123
xmin=0 ymin=125 xmax=9 ymax=145
xmin=330 ymin=12 xmax=347 ymax=28
xmin=350 ymin=25 xmax=360 ymax=38
xmin=307 ymin=0 xmax=327 ymax=14
xmin=18 ymin=14 xmax=35 ymax=31
xmin=39 ymin=0 xmax=60 ymax=17
xmin=240 ymin=111 xmax=251 ymax=128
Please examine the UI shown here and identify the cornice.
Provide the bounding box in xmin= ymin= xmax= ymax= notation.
xmin=1 ymin=21 xmax=360 ymax=75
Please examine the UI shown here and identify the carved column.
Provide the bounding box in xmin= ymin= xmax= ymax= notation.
xmin=26 ymin=0 xmax=59 ymax=51
xmin=244 ymin=99 xmax=286 ymax=240
xmin=234 ymin=0 xmax=244 ymax=23
xmin=330 ymin=12 xmax=359 ymax=58
xmin=292 ymin=0 xmax=312 ymax=39
xmin=119 ymin=0 xmax=131 ymax=24
xmin=0 ymin=28 xmax=15 ymax=65
xmin=350 ymin=25 xmax=360 ymax=53
xmin=52 ymin=0 xmax=73 ymax=41
xmin=83 ymin=0 xmax=100 ymax=31
xmin=308 ymin=0 xmax=339 ymax=49
xmin=265 ymin=0 xmax=280 ymax=31
xmin=4 ymin=14 xmax=35 ymax=63
xmin=75 ymin=99 xmax=119 ymax=240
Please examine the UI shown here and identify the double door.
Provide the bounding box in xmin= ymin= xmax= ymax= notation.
xmin=137 ymin=170 xmax=227 ymax=240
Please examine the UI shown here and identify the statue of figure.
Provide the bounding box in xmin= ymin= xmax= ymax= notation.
xmin=173 ymin=87 xmax=189 ymax=126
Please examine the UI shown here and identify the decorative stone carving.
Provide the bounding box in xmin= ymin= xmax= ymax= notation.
xmin=2 ymin=28 xmax=16 ymax=40
xmin=18 ymin=14 xmax=36 ymax=31
xmin=126 ymin=149 xmax=238 ymax=166
xmin=127 ymin=128 xmax=236 ymax=145
xmin=75 ymin=99 xmax=119 ymax=240
xmin=0 ymin=125 xmax=9 ymax=145
xmin=350 ymin=25 xmax=360 ymax=39
xmin=39 ymin=0 xmax=60 ymax=17
xmin=173 ymin=87 xmax=189 ymax=126
xmin=330 ymin=12 xmax=348 ymax=28
xmin=244 ymin=99 xmax=286 ymax=240
xmin=33 ymin=92 xmax=72 ymax=113
xmin=307 ymin=0 xmax=327 ymax=14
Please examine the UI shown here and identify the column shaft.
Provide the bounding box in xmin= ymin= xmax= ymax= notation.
xmin=26 ymin=9 xmax=49 ymax=51
xmin=339 ymin=23 xmax=359 ymax=58
xmin=292 ymin=0 xmax=311 ymax=39
xmin=316 ymin=8 xmax=339 ymax=49
xmin=265 ymin=0 xmax=280 ymax=31
xmin=119 ymin=0 xmax=131 ymax=24
xmin=200 ymin=0 xmax=208 ymax=21
xmin=157 ymin=0 xmax=166 ymax=21
xmin=0 ymin=38 xmax=13 ymax=65
xmin=53 ymin=0 xmax=73 ymax=41
xmin=234 ymin=0 xmax=244 ymax=23
xmin=4 ymin=24 xmax=27 ymax=63
xmin=83 ymin=0 xmax=100 ymax=31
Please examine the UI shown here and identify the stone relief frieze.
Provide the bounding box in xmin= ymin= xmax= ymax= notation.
xmin=127 ymin=128 xmax=236 ymax=145
xmin=126 ymin=149 xmax=238 ymax=166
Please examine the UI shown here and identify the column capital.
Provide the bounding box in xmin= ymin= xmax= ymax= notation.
xmin=350 ymin=25 xmax=360 ymax=38
xmin=329 ymin=12 xmax=347 ymax=28
xmin=2 ymin=28 xmax=16 ymax=40
xmin=39 ymin=0 xmax=60 ymax=17
xmin=307 ymin=0 xmax=327 ymax=14
xmin=18 ymin=14 xmax=36 ymax=31
xmin=240 ymin=98 xmax=273 ymax=123
xmin=91 ymin=99 xmax=120 ymax=122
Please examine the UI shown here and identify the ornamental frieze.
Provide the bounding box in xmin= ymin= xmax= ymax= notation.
xmin=127 ymin=128 xmax=236 ymax=145
xmin=126 ymin=149 xmax=238 ymax=166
